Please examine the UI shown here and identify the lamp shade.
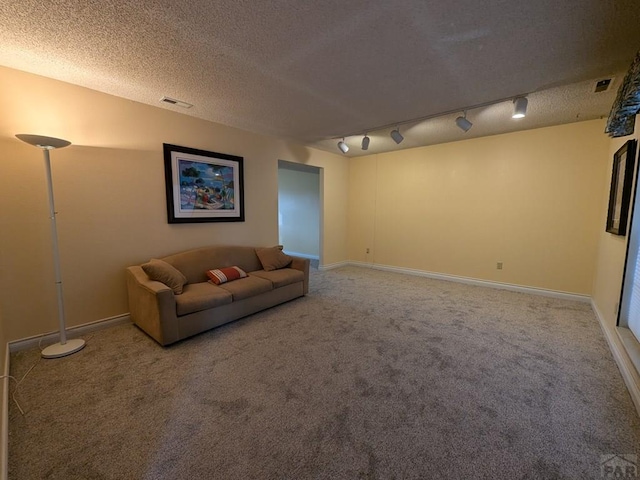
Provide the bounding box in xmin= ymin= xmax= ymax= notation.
xmin=361 ymin=135 xmax=370 ymax=150
xmin=16 ymin=134 xmax=71 ymax=150
xmin=337 ymin=139 xmax=349 ymax=153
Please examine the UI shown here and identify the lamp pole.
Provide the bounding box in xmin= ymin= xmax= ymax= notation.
xmin=16 ymin=134 xmax=85 ymax=358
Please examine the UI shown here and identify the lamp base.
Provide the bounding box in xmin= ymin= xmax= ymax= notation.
xmin=41 ymin=338 xmax=86 ymax=359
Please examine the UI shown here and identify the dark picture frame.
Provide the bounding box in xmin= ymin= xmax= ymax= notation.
xmin=606 ymin=139 xmax=637 ymax=236
xmin=163 ymin=143 xmax=244 ymax=223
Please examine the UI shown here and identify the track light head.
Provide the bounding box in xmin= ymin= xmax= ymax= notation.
xmin=455 ymin=115 xmax=473 ymax=132
xmin=361 ymin=135 xmax=370 ymax=150
xmin=390 ymin=128 xmax=404 ymax=144
xmin=337 ymin=139 xmax=349 ymax=154
xmin=512 ymin=97 xmax=528 ymax=118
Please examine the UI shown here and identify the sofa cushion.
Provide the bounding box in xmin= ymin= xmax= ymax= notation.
xmin=217 ymin=275 xmax=273 ymax=301
xmin=206 ymin=266 xmax=247 ymax=285
xmin=175 ymin=282 xmax=233 ymax=316
xmin=250 ymin=268 xmax=304 ymax=289
xmin=162 ymin=246 xmax=263 ymax=284
xmin=255 ymin=245 xmax=293 ymax=271
xmin=141 ymin=258 xmax=187 ymax=295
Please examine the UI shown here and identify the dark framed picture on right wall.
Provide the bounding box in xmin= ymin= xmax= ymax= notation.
xmin=606 ymin=139 xmax=637 ymax=236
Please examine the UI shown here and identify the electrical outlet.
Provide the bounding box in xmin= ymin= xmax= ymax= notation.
xmin=366 ymin=248 xmax=370 ymax=254
xmin=497 ymin=262 xmax=503 ymax=270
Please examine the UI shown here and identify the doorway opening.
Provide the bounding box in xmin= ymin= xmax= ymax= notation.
xmin=277 ymin=160 xmax=322 ymax=267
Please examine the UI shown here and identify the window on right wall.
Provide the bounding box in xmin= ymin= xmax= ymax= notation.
xmin=617 ymin=139 xmax=640 ymax=367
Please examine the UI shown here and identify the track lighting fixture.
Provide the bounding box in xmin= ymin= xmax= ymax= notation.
xmin=512 ymin=97 xmax=528 ymax=118
xmin=335 ymin=94 xmax=531 ymax=152
xmin=390 ymin=128 xmax=404 ymax=144
xmin=455 ymin=112 xmax=473 ymax=132
xmin=337 ymin=138 xmax=349 ymax=154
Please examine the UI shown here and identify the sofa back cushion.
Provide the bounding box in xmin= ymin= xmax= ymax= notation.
xmin=141 ymin=258 xmax=187 ymax=294
xmin=255 ymin=245 xmax=293 ymax=271
xmin=161 ymin=245 xmax=263 ymax=284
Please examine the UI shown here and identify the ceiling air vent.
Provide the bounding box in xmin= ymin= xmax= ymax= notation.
xmin=160 ymin=96 xmax=193 ymax=108
xmin=594 ymin=78 xmax=614 ymax=93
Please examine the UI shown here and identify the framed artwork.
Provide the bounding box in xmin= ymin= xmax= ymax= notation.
xmin=606 ymin=139 xmax=637 ymax=236
xmin=163 ymin=143 xmax=244 ymax=223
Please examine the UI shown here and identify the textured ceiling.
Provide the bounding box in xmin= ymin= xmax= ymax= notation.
xmin=1 ymin=0 xmax=640 ymax=156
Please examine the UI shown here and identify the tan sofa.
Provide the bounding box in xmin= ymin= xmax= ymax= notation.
xmin=125 ymin=245 xmax=310 ymax=346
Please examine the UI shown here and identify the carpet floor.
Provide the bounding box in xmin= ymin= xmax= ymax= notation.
xmin=8 ymin=266 xmax=640 ymax=479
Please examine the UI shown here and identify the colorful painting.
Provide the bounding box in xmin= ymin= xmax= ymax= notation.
xmin=163 ymin=144 xmax=244 ymax=223
xmin=606 ymin=139 xmax=636 ymax=236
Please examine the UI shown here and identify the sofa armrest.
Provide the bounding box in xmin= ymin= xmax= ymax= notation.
xmin=289 ymin=256 xmax=310 ymax=295
xmin=126 ymin=266 xmax=179 ymax=345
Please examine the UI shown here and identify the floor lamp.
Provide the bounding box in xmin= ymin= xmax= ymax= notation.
xmin=16 ymin=134 xmax=86 ymax=359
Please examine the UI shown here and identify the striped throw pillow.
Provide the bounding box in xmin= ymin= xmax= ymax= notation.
xmin=206 ymin=266 xmax=247 ymax=285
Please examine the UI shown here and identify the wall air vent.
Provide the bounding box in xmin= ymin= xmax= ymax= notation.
xmin=160 ymin=96 xmax=193 ymax=108
xmin=594 ymin=78 xmax=614 ymax=93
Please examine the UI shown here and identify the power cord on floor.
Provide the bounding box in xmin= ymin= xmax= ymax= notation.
xmin=0 ymin=357 xmax=40 ymax=416
xmin=1 ymin=333 xmax=94 ymax=416
xmin=0 ymin=376 xmax=23 ymax=415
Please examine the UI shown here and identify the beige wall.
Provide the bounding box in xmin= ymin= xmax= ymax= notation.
xmin=0 ymin=66 xmax=348 ymax=341
xmin=349 ymin=120 xmax=610 ymax=295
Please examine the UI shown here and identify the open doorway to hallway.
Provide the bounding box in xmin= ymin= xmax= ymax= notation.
xmin=277 ymin=160 xmax=321 ymax=268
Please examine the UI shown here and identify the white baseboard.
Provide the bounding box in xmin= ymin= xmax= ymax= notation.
xmin=318 ymin=261 xmax=350 ymax=271
xmin=348 ymin=261 xmax=591 ymax=303
xmin=284 ymin=251 xmax=319 ymax=260
xmin=9 ymin=313 xmax=131 ymax=353
xmin=591 ymin=301 xmax=640 ymax=416
xmin=1 ymin=344 xmax=8 ymax=480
